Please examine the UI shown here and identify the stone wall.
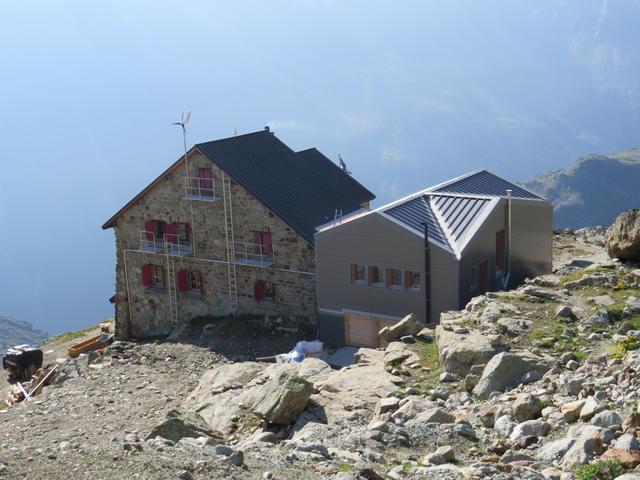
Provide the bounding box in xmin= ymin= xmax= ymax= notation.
xmin=110 ymin=151 xmax=318 ymax=339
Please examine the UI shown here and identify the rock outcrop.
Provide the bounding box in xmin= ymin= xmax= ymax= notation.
xmin=606 ymin=209 xmax=640 ymax=261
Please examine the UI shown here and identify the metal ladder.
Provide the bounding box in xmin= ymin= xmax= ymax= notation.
xmin=166 ymin=255 xmax=178 ymax=328
xmin=222 ymin=172 xmax=238 ymax=314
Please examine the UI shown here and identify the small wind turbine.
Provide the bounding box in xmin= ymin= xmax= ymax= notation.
xmin=173 ymin=111 xmax=191 ymax=176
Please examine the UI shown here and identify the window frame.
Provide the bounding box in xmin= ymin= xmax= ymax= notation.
xmin=350 ymin=263 xmax=367 ymax=285
xmin=151 ymin=265 xmax=165 ymax=290
xmin=405 ymin=270 xmax=421 ymax=292
xmin=469 ymin=265 xmax=478 ymax=293
xmin=368 ymin=266 xmax=384 ymax=287
xmin=188 ymin=271 xmax=203 ymax=293
xmin=386 ymin=268 xmax=402 ymax=289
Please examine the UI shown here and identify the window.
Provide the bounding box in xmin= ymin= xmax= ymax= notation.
xmin=255 ymin=231 xmax=273 ymax=254
xmin=350 ymin=264 xmax=366 ymax=284
xmin=198 ymin=168 xmax=213 ymax=192
xmin=175 ymin=222 xmax=191 ymax=244
xmin=470 ymin=265 xmax=478 ymax=293
xmin=165 ymin=222 xmax=190 ymax=244
xmin=368 ymin=266 xmax=383 ymax=286
xmin=405 ymin=271 xmax=421 ymax=291
xmin=144 ymin=220 xmax=166 ymax=241
xmin=141 ymin=264 xmax=164 ymax=289
xmin=254 ymin=280 xmax=275 ymax=302
xmin=496 ymin=229 xmax=506 ymax=274
xmin=386 ymin=268 xmax=402 ymax=289
xmin=177 ymin=270 xmax=202 ymax=293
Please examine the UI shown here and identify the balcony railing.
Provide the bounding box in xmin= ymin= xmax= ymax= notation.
xmin=183 ymin=176 xmax=220 ymax=201
xmin=139 ymin=231 xmax=193 ymax=257
xmin=234 ymin=242 xmax=274 ymax=266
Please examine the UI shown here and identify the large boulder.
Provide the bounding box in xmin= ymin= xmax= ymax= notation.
xmin=378 ymin=314 xmax=422 ymax=343
xmin=252 ymin=369 xmax=313 ymax=425
xmin=146 ymin=408 xmax=221 ymax=442
xmin=472 ymin=352 xmax=553 ymax=399
xmin=605 ymin=209 xmax=640 ymax=261
xmin=436 ymin=326 xmax=499 ymax=377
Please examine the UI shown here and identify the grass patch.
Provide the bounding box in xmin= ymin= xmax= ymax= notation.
xmin=338 ymin=463 xmax=352 ymax=473
xmin=560 ymin=265 xmax=618 ymax=287
xmin=44 ymin=320 xmax=112 ymax=346
xmin=0 ymin=400 xmax=8 ymax=410
xmin=574 ymin=459 xmax=623 ymax=480
xmin=406 ymin=339 xmax=442 ymax=393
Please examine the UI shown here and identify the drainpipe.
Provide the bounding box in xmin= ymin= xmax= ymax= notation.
xmin=504 ymin=189 xmax=512 ymax=289
xmin=421 ymin=221 xmax=432 ymax=324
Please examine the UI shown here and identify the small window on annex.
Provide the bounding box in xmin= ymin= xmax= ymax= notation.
xmin=405 ymin=271 xmax=421 ymax=291
xmin=368 ymin=266 xmax=383 ymax=286
xmin=386 ymin=268 xmax=402 ymax=289
xmin=350 ymin=264 xmax=366 ymax=284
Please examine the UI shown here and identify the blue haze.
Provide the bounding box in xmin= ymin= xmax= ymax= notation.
xmin=0 ymin=1 xmax=639 ymax=334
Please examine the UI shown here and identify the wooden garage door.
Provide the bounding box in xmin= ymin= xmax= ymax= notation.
xmin=345 ymin=314 xmax=396 ymax=348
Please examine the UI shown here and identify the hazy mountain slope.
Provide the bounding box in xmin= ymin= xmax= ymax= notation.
xmin=0 ymin=315 xmax=48 ymax=352
xmin=523 ymin=148 xmax=640 ymax=228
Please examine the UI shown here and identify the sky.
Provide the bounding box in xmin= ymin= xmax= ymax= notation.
xmin=1 ymin=0 xmax=639 ymax=335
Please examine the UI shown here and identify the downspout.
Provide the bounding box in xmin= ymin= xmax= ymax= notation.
xmin=421 ymin=221 xmax=432 ymax=324
xmin=503 ymin=189 xmax=512 ymax=289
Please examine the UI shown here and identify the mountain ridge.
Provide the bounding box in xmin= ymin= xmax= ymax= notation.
xmin=0 ymin=315 xmax=48 ymax=353
xmin=522 ymin=147 xmax=640 ymax=228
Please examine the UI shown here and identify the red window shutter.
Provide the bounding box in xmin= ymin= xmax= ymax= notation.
xmin=141 ymin=265 xmax=152 ymax=287
xmin=254 ymin=281 xmax=265 ymax=301
xmin=165 ymin=223 xmax=178 ymax=244
xmin=199 ymin=168 xmax=213 ymax=189
xmin=261 ymin=232 xmax=273 ymax=254
xmin=144 ymin=221 xmax=155 ymax=241
xmin=177 ymin=270 xmax=188 ymax=292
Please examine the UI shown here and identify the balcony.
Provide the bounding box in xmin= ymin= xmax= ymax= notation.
xmin=234 ymin=242 xmax=274 ymax=266
xmin=139 ymin=230 xmax=193 ymax=257
xmin=183 ymin=176 xmax=221 ymax=202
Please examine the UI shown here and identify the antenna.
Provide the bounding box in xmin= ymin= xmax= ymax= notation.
xmin=173 ymin=111 xmax=192 ymax=177
xmin=338 ymin=154 xmax=352 ymax=175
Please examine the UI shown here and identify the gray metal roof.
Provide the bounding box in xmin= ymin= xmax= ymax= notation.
xmin=384 ymin=195 xmax=451 ymax=251
xmin=296 ymin=148 xmax=375 ymax=206
xmin=432 ymin=170 xmax=542 ymax=200
xmin=196 ymin=130 xmax=375 ymax=244
xmin=431 ymin=194 xmax=492 ymax=249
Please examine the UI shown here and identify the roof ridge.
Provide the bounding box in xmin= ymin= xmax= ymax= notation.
xmin=195 ymin=128 xmax=270 ymax=147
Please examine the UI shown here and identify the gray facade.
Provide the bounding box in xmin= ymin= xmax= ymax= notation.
xmin=315 ymin=170 xmax=553 ymax=348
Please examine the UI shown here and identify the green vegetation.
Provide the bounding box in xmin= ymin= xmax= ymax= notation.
xmin=44 ymin=320 xmax=113 ymax=346
xmin=406 ymin=339 xmax=442 ymax=393
xmin=574 ymin=459 xmax=623 ymax=480
xmin=517 ymin=305 xmax=588 ymax=355
xmin=338 ymin=463 xmax=352 ymax=473
xmin=0 ymin=400 xmax=8 ymax=410
xmin=560 ymin=265 xmax=617 ymax=287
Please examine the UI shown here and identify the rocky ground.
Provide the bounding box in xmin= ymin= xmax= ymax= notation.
xmin=1 ymin=226 xmax=640 ymax=480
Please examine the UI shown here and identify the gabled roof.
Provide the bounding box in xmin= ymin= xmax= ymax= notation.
xmin=103 ymin=129 xmax=375 ymax=245
xmin=429 ymin=169 xmax=543 ymax=200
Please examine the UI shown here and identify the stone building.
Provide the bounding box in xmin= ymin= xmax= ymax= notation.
xmin=102 ymin=128 xmax=375 ymax=339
